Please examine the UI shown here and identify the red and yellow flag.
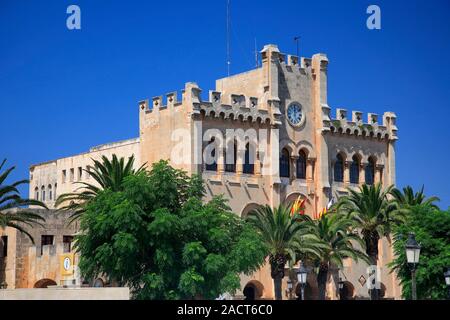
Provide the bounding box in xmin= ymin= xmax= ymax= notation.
xmin=290 ymin=196 xmax=306 ymax=216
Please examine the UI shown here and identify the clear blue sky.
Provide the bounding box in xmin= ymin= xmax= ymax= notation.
xmin=1 ymin=0 xmax=449 ymax=208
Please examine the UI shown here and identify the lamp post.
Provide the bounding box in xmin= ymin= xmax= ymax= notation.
xmin=286 ymin=278 xmax=293 ymax=300
xmin=338 ymin=278 xmax=344 ymax=300
xmin=296 ymin=265 xmax=308 ymax=301
xmin=405 ymin=233 xmax=421 ymax=300
xmin=444 ymin=267 xmax=450 ymax=300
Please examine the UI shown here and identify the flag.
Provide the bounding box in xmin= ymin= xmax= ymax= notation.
xmin=291 ymin=196 xmax=306 ymax=216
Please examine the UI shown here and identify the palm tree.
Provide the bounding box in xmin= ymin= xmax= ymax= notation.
xmin=335 ymin=183 xmax=405 ymax=300
xmin=304 ymin=213 xmax=369 ymax=300
xmin=56 ymin=154 xmax=145 ymax=223
xmin=0 ymin=159 xmax=46 ymax=243
xmin=391 ymin=185 xmax=440 ymax=209
xmin=246 ymin=204 xmax=322 ymax=300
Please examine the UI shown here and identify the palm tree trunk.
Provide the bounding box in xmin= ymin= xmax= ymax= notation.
xmin=270 ymin=253 xmax=286 ymax=300
xmin=364 ymin=231 xmax=380 ymax=300
xmin=317 ymin=263 xmax=328 ymax=300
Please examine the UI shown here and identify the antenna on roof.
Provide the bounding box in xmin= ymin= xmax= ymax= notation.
xmin=226 ymin=0 xmax=231 ymax=76
xmin=294 ymin=36 xmax=300 ymax=57
xmin=254 ymin=38 xmax=259 ymax=68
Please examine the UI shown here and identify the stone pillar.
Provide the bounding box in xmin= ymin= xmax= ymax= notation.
xmin=236 ymin=145 xmax=244 ymax=176
xmin=375 ymin=165 xmax=383 ymax=184
xmin=359 ymin=162 xmax=366 ymax=185
xmin=291 ymin=155 xmax=298 ymax=180
xmin=254 ymin=151 xmax=262 ymax=176
xmin=343 ymin=161 xmax=350 ymax=185
xmin=217 ymin=146 xmax=225 ymax=174
xmin=306 ymin=158 xmax=315 ymax=183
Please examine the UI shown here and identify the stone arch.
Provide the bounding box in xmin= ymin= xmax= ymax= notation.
xmin=93 ymin=278 xmax=105 ymax=287
xmin=296 ymin=140 xmax=315 ymax=158
xmin=240 ymin=203 xmax=261 ymax=219
xmin=34 ymin=278 xmax=57 ymax=288
xmin=279 ymin=139 xmax=295 ymax=156
xmin=243 ymin=280 xmax=264 ymax=300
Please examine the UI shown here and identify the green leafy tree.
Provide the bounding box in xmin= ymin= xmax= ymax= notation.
xmin=246 ymin=205 xmax=323 ymax=300
xmin=391 ymin=185 xmax=440 ymax=209
xmin=336 ymin=183 xmax=405 ymax=299
xmin=304 ymin=213 xmax=369 ymax=300
xmin=389 ymin=205 xmax=450 ymax=299
xmin=75 ymin=160 xmax=266 ymax=299
xmin=0 ymin=159 xmax=46 ymax=243
xmin=56 ymin=154 xmax=145 ymax=223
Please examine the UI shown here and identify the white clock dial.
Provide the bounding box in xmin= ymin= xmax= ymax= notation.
xmin=287 ymin=103 xmax=303 ymax=126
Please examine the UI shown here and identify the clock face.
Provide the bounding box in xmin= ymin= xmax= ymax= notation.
xmin=287 ymin=103 xmax=303 ymax=126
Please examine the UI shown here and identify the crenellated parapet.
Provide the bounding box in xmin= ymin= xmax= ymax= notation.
xmin=139 ymin=82 xmax=274 ymax=125
xmin=325 ymin=107 xmax=398 ymax=141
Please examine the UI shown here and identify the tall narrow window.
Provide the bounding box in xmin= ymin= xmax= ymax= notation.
xmin=350 ymin=155 xmax=360 ymax=184
xmin=224 ymin=140 xmax=236 ymax=173
xmin=0 ymin=236 xmax=7 ymax=258
xmin=365 ymin=157 xmax=375 ymax=185
xmin=243 ymin=143 xmax=254 ymax=174
xmin=280 ymin=148 xmax=290 ymax=178
xmin=48 ymin=184 xmax=53 ymax=201
xmin=205 ymin=139 xmax=217 ymax=172
xmin=54 ymin=183 xmax=57 ymax=200
xmin=296 ymin=150 xmax=307 ymax=179
xmin=334 ymin=154 xmax=344 ymax=182
xmin=63 ymin=235 xmax=74 ymax=253
xmin=78 ymin=167 xmax=82 ymax=181
xmin=41 ymin=235 xmax=54 ymax=255
xmin=41 ymin=186 xmax=45 ymax=201
xmin=70 ymin=168 xmax=74 ymax=182
xmin=35 ymin=187 xmax=39 ymax=200
xmin=62 ymin=170 xmax=67 ymax=183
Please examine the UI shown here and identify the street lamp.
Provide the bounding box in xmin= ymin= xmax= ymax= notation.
xmin=296 ymin=265 xmax=308 ymax=301
xmin=338 ymin=278 xmax=345 ymax=300
xmin=405 ymin=233 xmax=421 ymax=300
xmin=444 ymin=267 xmax=450 ymax=300
xmin=286 ymin=278 xmax=293 ymax=300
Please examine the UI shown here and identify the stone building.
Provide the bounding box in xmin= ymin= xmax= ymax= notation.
xmin=11 ymin=44 xmax=400 ymax=299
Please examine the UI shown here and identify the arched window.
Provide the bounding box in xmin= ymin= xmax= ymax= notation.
xmin=41 ymin=186 xmax=45 ymax=201
xmin=280 ymin=148 xmax=290 ymax=178
xmin=365 ymin=157 xmax=375 ymax=185
xmin=34 ymin=187 xmax=39 ymax=200
xmin=334 ymin=154 xmax=344 ymax=182
xmin=204 ymin=138 xmax=217 ymax=172
xmin=224 ymin=139 xmax=236 ymax=173
xmin=48 ymin=184 xmax=53 ymax=201
xmin=350 ymin=155 xmax=360 ymax=184
xmin=243 ymin=143 xmax=254 ymax=174
xmin=54 ymin=183 xmax=57 ymax=200
xmin=296 ymin=150 xmax=307 ymax=179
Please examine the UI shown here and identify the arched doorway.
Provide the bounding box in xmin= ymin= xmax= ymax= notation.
xmin=340 ymin=281 xmax=355 ymax=300
xmin=240 ymin=203 xmax=261 ymax=219
xmin=34 ymin=278 xmax=57 ymax=288
xmin=243 ymin=280 xmax=264 ymax=300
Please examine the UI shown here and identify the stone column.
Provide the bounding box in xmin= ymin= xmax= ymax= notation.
xmin=217 ymin=146 xmax=225 ymax=175
xmin=359 ymin=162 xmax=366 ymax=185
xmin=236 ymin=145 xmax=244 ymax=176
xmin=375 ymin=165 xmax=383 ymax=184
xmin=291 ymin=155 xmax=299 ymax=181
xmin=343 ymin=161 xmax=350 ymax=185
xmin=254 ymin=151 xmax=262 ymax=176
xmin=306 ymin=158 xmax=315 ymax=182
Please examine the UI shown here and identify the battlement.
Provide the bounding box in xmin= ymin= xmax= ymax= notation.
xmin=325 ymin=107 xmax=398 ymax=141
xmin=139 ymin=82 xmax=273 ymax=125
